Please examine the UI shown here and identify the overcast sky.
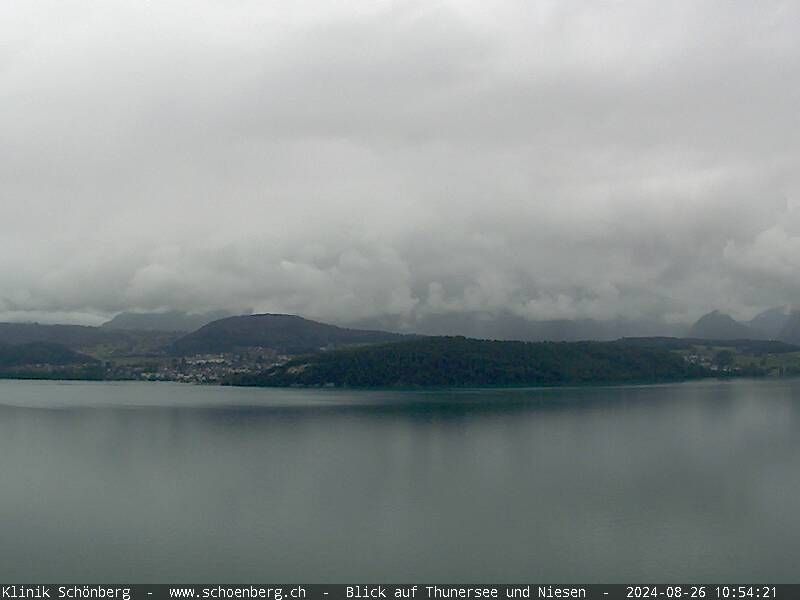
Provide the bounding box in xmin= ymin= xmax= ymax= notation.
xmin=1 ymin=0 xmax=798 ymax=325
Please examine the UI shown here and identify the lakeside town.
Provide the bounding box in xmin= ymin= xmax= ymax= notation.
xmin=106 ymin=350 xmax=292 ymax=384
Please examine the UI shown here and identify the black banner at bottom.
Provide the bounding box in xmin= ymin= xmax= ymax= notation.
xmin=0 ymin=585 xmax=793 ymax=600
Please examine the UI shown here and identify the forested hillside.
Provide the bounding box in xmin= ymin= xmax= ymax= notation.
xmin=227 ymin=336 xmax=710 ymax=388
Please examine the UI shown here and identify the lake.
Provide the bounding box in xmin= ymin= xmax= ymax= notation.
xmin=1 ymin=378 xmax=798 ymax=582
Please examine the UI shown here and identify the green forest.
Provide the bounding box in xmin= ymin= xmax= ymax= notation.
xmin=227 ymin=336 xmax=712 ymax=388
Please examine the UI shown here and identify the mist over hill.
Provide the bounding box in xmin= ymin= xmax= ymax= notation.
xmin=345 ymin=311 xmax=689 ymax=342
xmin=747 ymin=306 xmax=792 ymax=339
xmin=102 ymin=310 xmax=235 ymax=333
xmin=779 ymin=312 xmax=800 ymax=345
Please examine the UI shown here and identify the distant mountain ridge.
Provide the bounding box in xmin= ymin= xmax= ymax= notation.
xmin=346 ymin=311 xmax=688 ymax=342
xmin=102 ymin=310 xmax=234 ymax=332
xmin=3 ymin=307 xmax=800 ymax=362
xmin=686 ymin=306 xmax=800 ymax=345
xmin=687 ymin=306 xmax=800 ymax=344
xmin=170 ymin=313 xmax=408 ymax=356
xmin=687 ymin=310 xmax=755 ymax=340
xmin=748 ymin=306 xmax=792 ymax=339
xmin=778 ymin=312 xmax=800 ymax=345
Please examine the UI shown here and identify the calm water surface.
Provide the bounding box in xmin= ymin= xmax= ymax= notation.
xmin=1 ymin=378 xmax=798 ymax=582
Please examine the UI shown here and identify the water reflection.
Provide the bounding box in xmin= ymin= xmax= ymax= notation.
xmin=0 ymin=379 xmax=798 ymax=581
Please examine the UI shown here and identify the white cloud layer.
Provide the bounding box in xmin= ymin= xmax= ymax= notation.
xmin=1 ymin=0 xmax=799 ymax=324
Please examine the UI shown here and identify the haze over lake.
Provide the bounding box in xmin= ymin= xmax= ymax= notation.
xmin=1 ymin=379 xmax=798 ymax=582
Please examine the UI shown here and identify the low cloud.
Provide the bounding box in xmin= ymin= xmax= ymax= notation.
xmin=1 ymin=0 xmax=798 ymax=325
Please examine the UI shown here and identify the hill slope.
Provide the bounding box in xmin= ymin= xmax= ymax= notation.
xmin=171 ymin=313 xmax=407 ymax=356
xmin=227 ymin=336 xmax=708 ymax=388
xmin=0 ymin=342 xmax=103 ymax=380
xmin=687 ymin=311 xmax=754 ymax=340
xmin=0 ymin=342 xmax=98 ymax=367
xmin=0 ymin=322 xmax=126 ymax=348
xmin=0 ymin=322 xmax=180 ymax=358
